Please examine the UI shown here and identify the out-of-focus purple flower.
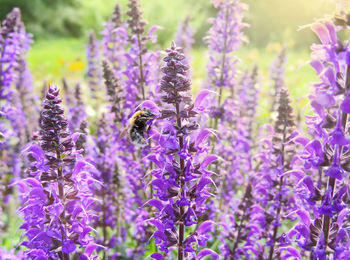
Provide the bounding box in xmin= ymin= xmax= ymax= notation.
xmin=86 ymin=30 xmax=102 ymax=102
xmin=254 ymin=88 xmax=299 ymax=259
xmin=0 ymin=248 xmax=25 ymax=259
xmin=101 ymin=3 xmax=128 ymax=80
xmin=124 ymin=0 xmax=161 ymax=115
xmin=237 ymin=64 xmax=259 ymax=139
xmin=218 ymin=183 xmax=264 ymax=259
xmin=204 ymin=0 xmax=248 ymax=102
xmin=85 ymin=113 xmax=125 ymax=259
xmin=103 ymin=61 xmax=125 ymax=125
xmin=175 ymin=16 xmax=194 ymax=64
xmin=269 ymin=47 xmax=287 ymax=114
xmin=202 ymin=0 xmax=252 ymax=223
xmin=18 ymin=85 xmax=97 ymax=258
xmin=64 ymin=80 xmax=87 ymax=133
xmin=0 ymin=8 xmax=22 ymax=150
xmin=0 ymin=8 xmax=35 ymax=235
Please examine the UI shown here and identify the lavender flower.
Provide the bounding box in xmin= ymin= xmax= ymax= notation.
xmin=18 ymin=85 xmax=97 ymax=259
xmin=175 ymin=16 xmax=194 ymax=64
xmin=124 ymin=0 xmax=161 ymax=113
xmin=71 ymin=84 xmax=87 ymax=133
xmin=86 ymin=113 xmax=124 ymax=259
xmin=269 ymin=47 xmax=287 ymax=115
xmin=0 ymin=8 xmax=34 ymax=234
xmin=101 ymin=3 xmax=128 ymax=80
xmin=101 ymin=59 xmax=150 ymax=258
xmin=204 ymin=0 xmax=248 ymax=111
xmin=203 ymin=0 xmax=251 ymax=212
xmin=0 ymin=8 xmax=22 ymax=150
xmin=254 ymin=88 xmax=298 ymax=259
xmin=147 ymin=42 xmax=218 ymax=259
xmin=287 ymin=17 xmax=350 ymax=259
xmin=0 ymin=8 xmax=21 ymax=94
xmin=218 ymin=182 xmax=264 ymax=259
xmin=12 ymin=19 xmax=37 ymax=144
xmin=86 ymin=30 xmax=102 ymax=102
xmin=237 ymin=65 xmax=259 ymax=140
xmin=103 ymin=61 xmax=125 ymax=125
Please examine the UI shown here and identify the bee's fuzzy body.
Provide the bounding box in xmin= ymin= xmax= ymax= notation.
xmin=121 ymin=110 xmax=155 ymax=147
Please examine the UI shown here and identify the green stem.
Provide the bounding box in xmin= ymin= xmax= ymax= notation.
xmin=176 ymin=102 xmax=185 ymax=260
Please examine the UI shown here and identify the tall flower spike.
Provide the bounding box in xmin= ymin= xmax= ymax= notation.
xmin=18 ymin=85 xmax=97 ymax=259
xmin=175 ymin=16 xmax=194 ymax=63
xmin=203 ymin=0 xmax=251 ymax=215
xmin=13 ymin=19 xmax=36 ymax=144
xmin=237 ymin=64 xmax=259 ymax=140
xmin=124 ymin=0 xmax=161 ymax=110
xmin=87 ymin=113 xmax=124 ymax=259
xmin=0 ymin=8 xmax=34 ymax=235
xmin=148 ymin=42 xmax=218 ymax=259
xmin=0 ymin=8 xmax=21 ymax=92
xmin=269 ymin=47 xmax=287 ymax=115
xmin=86 ymin=30 xmax=102 ymax=104
xmin=204 ymin=0 xmax=248 ymax=108
xmin=127 ymin=0 xmax=147 ymax=39
xmin=103 ymin=60 xmax=124 ymax=125
xmin=287 ymin=18 xmax=350 ymax=259
xmin=267 ymin=87 xmax=296 ymax=259
xmin=101 ymin=3 xmax=128 ymax=79
xmin=0 ymin=8 xmax=22 ymax=148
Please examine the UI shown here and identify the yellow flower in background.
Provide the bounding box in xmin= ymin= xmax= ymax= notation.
xmin=68 ymin=60 xmax=84 ymax=72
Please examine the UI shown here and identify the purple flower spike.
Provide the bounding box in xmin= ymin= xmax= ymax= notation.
xmin=288 ymin=16 xmax=350 ymax=258
xmin=86 ymin=30 xmax=102 ymax=104
xmin=148 ymin=42 xmax=217 ymax=258
xmin=18 ymin=85 xmax=97 ymax=258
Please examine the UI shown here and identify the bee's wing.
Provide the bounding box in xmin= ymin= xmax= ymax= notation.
xmin=118 ymin=125 xmax=130 ymax=140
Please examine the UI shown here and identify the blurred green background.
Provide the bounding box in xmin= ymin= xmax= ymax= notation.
xmin=0 ymin=0 xmax=337 ymax=47
xmin=0 ymin=0 xmax=340 ymax=123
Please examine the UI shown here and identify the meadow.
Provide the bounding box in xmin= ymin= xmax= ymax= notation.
xmin=1 ymin=0 xmax=349 ymax=259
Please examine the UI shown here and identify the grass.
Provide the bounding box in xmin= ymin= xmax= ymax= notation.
xmin=27 ymin=38 xmax=87 ymax=92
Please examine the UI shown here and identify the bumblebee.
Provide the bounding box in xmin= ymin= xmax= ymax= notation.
xmin=119 ymin=110 xmax=155 ymax=147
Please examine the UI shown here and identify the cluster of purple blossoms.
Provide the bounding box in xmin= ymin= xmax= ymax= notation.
xmin=4 ymin=1 xmax=350 ymax=259
xmin=203 ymin=0 xmax=251 ymax=212
xmin=18 ymin=85 xmax=98 ymax=259
xmin=285 ymin=16 xmax=350 ymax=259
xmin=83 ymin=1 xmax=163 ymax=254
xmin=147 ymin=43 xmax=218 ymax=259
xmin=204 ymin=0 xmax=248 ymax=109
xmin=253 ymin=87 xmax=299 ymax=259
xmin=124 ymin=0 xmax=161 ymax=112
xmin=0 ymin=7 xmax=35 ymax=236
xmin=146 ymin=42 xmax=218 ymax=260
xmin=86 ymin=113 xmax=124 ymax=259
xmin=0 ymin=8 xmax=23 ymax=150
